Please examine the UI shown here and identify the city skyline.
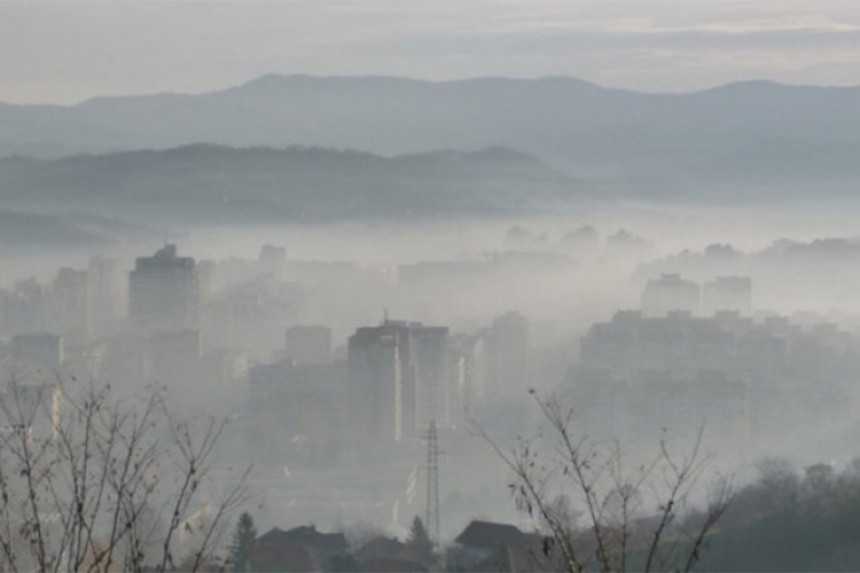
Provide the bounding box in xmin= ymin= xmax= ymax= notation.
xmin=2 ymin=1 xmax=859 ymax=568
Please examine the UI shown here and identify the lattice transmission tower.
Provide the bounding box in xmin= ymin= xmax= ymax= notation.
xmin=424 ymin=419 xmax=440 ymax=546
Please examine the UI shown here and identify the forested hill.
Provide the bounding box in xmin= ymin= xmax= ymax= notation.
xmin=0 ymin=144 xmax=582 ymax=224
xmin=4 ymin=75 xmax=860 ymax=202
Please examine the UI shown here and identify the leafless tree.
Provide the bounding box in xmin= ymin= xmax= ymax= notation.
xmin=480 ymin=391 xmax=733 ymax=573
xmin=0 ymin=376 xmax=250 ymax=573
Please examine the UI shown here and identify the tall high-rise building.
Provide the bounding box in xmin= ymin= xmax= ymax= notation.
xmin=347 ymin=319 xmax=449 ymax=446
xmin=259 ymin=244 xmax=287 ymax=277
xmin=703 ymin=276 xmax=752 ymax=316
xmin=641 ymin=274 xmax=700 ymax=317
xmin=482 ymin=312 xmax=529 ymax=399
xmin=129 ymin=245 xmax=199 ymax=331
xmin=49 ymin=267 xmax=91 ymax=345
xmin=348 ymin=323 xmax=405 ymax=446
xmin=447 ymin=334 xmax=479 ymax=423
xmin=88 ymin=257 xmax=125 ymax=334
xmin=411 ymin=326 xmax=449 ymax=429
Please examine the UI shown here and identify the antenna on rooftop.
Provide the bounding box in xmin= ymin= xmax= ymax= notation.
xmin=383 ymin=308 xmax=389 ymax=325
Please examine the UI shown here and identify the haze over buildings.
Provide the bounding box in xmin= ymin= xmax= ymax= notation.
xmin=129 ymin=244 xmax=199 ymax=331
xmin=2 ymin=3 xmax=860 ymax=568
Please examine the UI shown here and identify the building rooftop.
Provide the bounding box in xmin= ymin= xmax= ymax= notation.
xmin=134 ymin=244 xmax=195 ymax=271
xmin=454 ymin=520 xmax=532 ymax=551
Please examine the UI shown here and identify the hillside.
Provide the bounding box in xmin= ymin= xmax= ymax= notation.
xmin=3 ymin=75 xmax=860 ymax=202
xmin=0 ymin=144 xmax=581 ymax=224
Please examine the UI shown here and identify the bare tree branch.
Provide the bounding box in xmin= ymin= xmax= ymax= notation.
xmin=481 ymin=390 xmax=734 ymax=573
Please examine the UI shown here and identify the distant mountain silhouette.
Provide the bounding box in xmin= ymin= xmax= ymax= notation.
xmin=3 ymin=74 xmax=860 ymax=202
xmin=0 ymin=144 xmax=581 ymax=224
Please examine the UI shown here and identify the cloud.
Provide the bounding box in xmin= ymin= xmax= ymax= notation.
xmin=2 ymin=0 xmax=860 ymax=102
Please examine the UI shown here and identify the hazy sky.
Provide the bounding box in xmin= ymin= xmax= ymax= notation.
xmin=3 ymin=0 xmax=860 ymax=104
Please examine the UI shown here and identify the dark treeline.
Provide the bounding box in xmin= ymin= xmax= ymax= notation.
xmin=221 ymin=456 xmax=860 ymax=572
xmin=701 ymin=459 xmax=860 ymax=571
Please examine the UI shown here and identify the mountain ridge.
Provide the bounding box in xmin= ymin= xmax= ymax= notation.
xmin=4 ymin=74 xmax=860 ymax=203
xmin=8 ymin=74 xmax=860 ymax=109
xmin=0 ymin=143 xmax=582 ymax=225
